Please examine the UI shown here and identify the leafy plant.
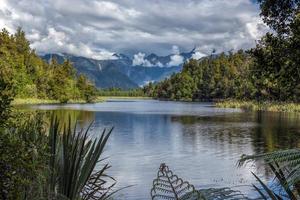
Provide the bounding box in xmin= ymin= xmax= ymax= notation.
xmin=0 ymin=114 xmax=49 ymax=200
xmin=239 ymin=149 xmax=300 ymax=199
xmin=151 ymin=163 xmax=249 ymax=200
xmin=48 ymin=118 xmax=116 ymax=200
xmin=0 ymin=62 xmax=15 ymax=127
xmin=151 ymin=163 xmax=203 ymax=200
xmin=240 ymin=149 xmax=300 ymax=187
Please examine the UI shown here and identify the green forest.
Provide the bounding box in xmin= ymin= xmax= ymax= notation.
xmin=0 ymin=28 xmax=97 ymax=103
xmin=144 ymin=0 xmax=300 ymax=103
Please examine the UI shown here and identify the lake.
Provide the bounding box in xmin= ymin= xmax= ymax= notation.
xmin=22 ymin=99 xmax=300 ymax=199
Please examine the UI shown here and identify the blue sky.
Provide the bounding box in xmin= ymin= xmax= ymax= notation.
xmin=0 ymin=0 xmax=268 ymax=59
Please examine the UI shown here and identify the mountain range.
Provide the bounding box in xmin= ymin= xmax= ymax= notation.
xmin=41 ymin=49 xmax=198 ymax=89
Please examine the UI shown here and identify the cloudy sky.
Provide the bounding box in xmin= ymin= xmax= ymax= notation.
xmin=0 ymin=0 xmax=268 ymax=60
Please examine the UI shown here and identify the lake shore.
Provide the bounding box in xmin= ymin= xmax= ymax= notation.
xmin=216 ymin=100 xmax=300 ymax=113
xmin=12 ymin=96 xmax=152 ymax=105
xmin=101 ymin=96 xmax=152 ymax=100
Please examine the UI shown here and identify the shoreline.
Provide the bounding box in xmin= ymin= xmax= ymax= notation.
xmin=216 ymin=100 xmax=300 ymax=113
xmin=12 ymin=96 xmax=152 ymax=105
xmin=13 ymin=98 xmax=300 ymax=113
xmin=100 ymin=96 xmax=152 ymax=100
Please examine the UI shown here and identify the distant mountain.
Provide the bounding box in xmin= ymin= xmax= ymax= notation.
xmin=41 ymin=49 xmax=198 ymax=89
xmin=42 ymin=53 xmax=139 ymax=89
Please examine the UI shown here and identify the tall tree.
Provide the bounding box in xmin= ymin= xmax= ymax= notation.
xmin=251 ymin=0 xmax=300 ymax=101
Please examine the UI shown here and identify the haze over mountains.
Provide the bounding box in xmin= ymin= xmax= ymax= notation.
xmin=41 ymin=48 xmax=203 ymax=89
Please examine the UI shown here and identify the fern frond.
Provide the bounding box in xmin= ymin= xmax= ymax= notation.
xmin=239 ymin=149 xmax=300 ymax=168
xmin=239 ymin=149 xmax=300 ymax=199
xmin=151 ymin=163 xmax=203 ymax=200
xmin=151 ymin=163 xmax=250 ymax=200
xmin=239 ymin=149 xmax=300 ymax=194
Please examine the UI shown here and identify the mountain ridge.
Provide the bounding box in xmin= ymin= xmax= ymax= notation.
xmin=41 ymin=49 xmax=200 ymax=89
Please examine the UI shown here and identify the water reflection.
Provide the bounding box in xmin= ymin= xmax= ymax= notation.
xmin=18 ymin=100 xmax=300 ymax=199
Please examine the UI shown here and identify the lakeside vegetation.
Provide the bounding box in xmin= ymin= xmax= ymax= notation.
xmin=11 ymin=96 xmax=150 ymax=105
xmin=11 ymin=97 xmax=104 ymax=105
xmin=0 ymin=112 xmax=117 ymax=199
xmin=0 ymin=28 xmax=151 ymax=106
xmin=97 ymin=87 xmax=146 ymax=97
xmin=216 ymin=100 xmax=300 ymax=113
xmin=0 ymin=28 xmax=98 ymax=104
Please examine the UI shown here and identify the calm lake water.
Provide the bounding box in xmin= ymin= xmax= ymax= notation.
xmin=23 ymin=99 xmax=300 ymax=199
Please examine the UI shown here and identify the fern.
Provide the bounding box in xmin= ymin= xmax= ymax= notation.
xmin=48 ymin=117 xmax=117 ymax=200
xmin=151 ymin=163 xmax=202 ymax=200
xmin=239 ymin=149 xmax=300 ymax=168
xmin=239 ymin=149 xmax=300 ymax=187
xmin=239 ymin=149 xmax=300 ymax=199
xmin=151 ymin=163 xmax=250 ymax=200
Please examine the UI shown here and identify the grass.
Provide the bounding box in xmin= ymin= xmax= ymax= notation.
xmin=216 ymin=100 xmax=300 ymax=113
xmin=12 ymin=98 xmax=101 ymax=105
xmin=12 ymin=98 xmax=60 ymax=105
xmin=12 ymin=96 xmax=150 ymax=105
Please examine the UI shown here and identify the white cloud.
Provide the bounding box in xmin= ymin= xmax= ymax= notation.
xmin=132 ymin=53 xmax=166 ymax=67
xmin=32 ymin=27 xmax=117 ymax=60
xmin=168 ymin=54 xmax=184 ymax=66
xmin=167 ymin=45 xmax=184 ymax=66
xmin=192 ymin=47 xmax=207 ymax=60
xmin=246 ymin=18 xmax=267 ymax=39
xmin=0 ymin=0 xmax=14 ymax=33
xmin=156 ymin=61 xmax=164 ymax=67
xmin=132 ymin=52 xmax=153 ymax=67
xmin=0 ymin=0 xmax=268 ymax=58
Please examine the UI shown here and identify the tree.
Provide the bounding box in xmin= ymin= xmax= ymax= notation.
xmin=77 ymin=74 xmax=97 ymax=103
xmin=0 ymin=68 xmax=14 ymax=126
xmin=258 ymin=0 xmax=300 ymax=36
xmin=147 ymin=51 xmax=253 ymax=101
xmin=0 ymin=28 xmax=98 ymax=103
xmin=250 ymin=0 xmax=300 ymax=101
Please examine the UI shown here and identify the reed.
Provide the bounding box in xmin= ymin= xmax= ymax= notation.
xmin=216 ymin=100 xmax=300 ymax=113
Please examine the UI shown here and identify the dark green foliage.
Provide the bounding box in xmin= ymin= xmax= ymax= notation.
xmin=240 ymin=150 xmax=300 ymax=199
xmin=0 ymin=68 xmax=14 ymax=126
xmin=0 ymin=115 xmax=49 ymax=200
xmin=0 ymin=28 xmax=97 ymax=103
xmin=251 ymin=162 xmax=299 ymax=200
xmin=257 ymin=0 xmax=300 ymax=35
xmin=0 ymin=114 xmax=118 ymax=200
xmin=245 ymin=0 xmax=300 ymax=101
xmin=0 ymin=133 xmax=34 ymax=200
xmin=77 ymin=75 xmax=98 ymax=102
xmin=240 ymin=149 xmax=300 ymax=187
xmin=146 ymin=51 xmax=254 ymax=101
xmin=48 ymin=118 xmax=116 ymax=200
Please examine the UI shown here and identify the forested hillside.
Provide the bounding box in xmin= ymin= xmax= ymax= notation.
xmin=145 ymin=0 xmax=300 ymax=103
xmin=144 ymin=51 xmax=254 ymax=101
xmin=0 ymin=28 xmax=97 ymax=103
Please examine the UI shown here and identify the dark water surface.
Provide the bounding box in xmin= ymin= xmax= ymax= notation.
xmin=24 ymin=100 xmax=300 ymax=199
